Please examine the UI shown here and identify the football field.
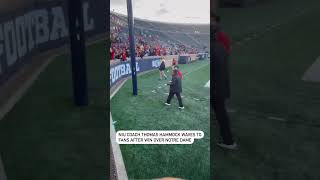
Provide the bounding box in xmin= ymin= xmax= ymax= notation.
xmin=213 ymin=0 xmax=320 ymax=179
xmin=111 ymin=60 xmax=210 ymax=179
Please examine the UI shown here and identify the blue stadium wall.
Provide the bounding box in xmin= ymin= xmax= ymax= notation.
xmin=110 ymin=53 xmax=208 ymax=89
xmin=110 ymin=57 xmax=163 ymax=88
xmin=0 ymin=0 xmax=107 ymax=85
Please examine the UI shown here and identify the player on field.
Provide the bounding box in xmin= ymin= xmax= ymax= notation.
xmin=159 ymin=57 xmax=168 ymax=80
xmin=165 ymin=69 xmax=184 ymax=109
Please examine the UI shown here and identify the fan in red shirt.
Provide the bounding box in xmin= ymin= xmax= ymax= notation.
xmin=110 ymin=47 xmax=115 ymax=60
xmin=156 ymin=47 xmax=161 ymax=56
xmin=121 ymin=50 xmax=127 ymax=61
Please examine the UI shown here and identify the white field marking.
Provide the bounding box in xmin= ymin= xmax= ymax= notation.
xmin=268 ymin=116 xmax=287 ymax=122
xmin=193 ymin=98 xmax=200 ymax=101
xmin=302 ymin=56 xmax=320 ymax=82
xmin=204 ymin=80 xmax=210 ymax=88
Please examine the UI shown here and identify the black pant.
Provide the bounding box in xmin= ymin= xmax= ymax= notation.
xmin=166 ymin=92 xmax=183 ymax=107
xmin=212 ymin=95 xmax=234 ymax=145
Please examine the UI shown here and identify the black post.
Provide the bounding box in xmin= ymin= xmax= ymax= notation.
xmin=127 ymin=0 xmax=138 ymax=95
xmin=68 ymin=0 xmax=88 ymax=105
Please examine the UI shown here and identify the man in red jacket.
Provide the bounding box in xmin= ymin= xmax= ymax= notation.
xmin=212 ymin=13 xmax=232 ymax=101
xmin=212 ymin=14 xmax=232 ymax=56
xmin=212 ymin=13 xmax=237 ymax=150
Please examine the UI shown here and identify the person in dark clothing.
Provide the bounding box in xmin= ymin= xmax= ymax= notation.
xmin=212 ymin=13 xmax=237 ymax=150
xmin=159 ymin=58 xmax=168 ymax=80
xmin=165 ymin=70 xmax=184 ymax=109
xmin=212 ymin=13 xmax=232 ymax=101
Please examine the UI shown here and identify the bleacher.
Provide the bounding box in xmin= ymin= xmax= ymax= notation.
xmin=110 ymin=12 xmax=209 ymax=60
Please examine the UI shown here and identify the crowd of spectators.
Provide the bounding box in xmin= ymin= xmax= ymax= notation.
xmin=110 ymin=13 xmax=200 ymax=61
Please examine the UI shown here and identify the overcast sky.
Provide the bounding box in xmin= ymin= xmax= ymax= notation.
xmin=110 ymin=0 xmax=210 ymax=24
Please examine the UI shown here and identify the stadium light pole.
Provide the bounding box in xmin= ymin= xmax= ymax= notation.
xmin=127 ymin=0 xmax=138 ymax=96
xmin=67 ymin=0 xmax=89 ymax=106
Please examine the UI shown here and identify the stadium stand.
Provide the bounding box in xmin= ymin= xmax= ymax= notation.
xmin=110 ymin=12 xmax=210 ymax=61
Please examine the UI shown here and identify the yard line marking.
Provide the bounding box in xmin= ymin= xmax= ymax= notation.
xmin=204 ymin=80 xmax=210 ymax=88
xmin=302 ymin=56 xmax=320 ymax=82
xmin=268 ymin=116 xmax=287 ymax=122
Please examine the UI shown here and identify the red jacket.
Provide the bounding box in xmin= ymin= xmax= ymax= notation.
xmin=121 ymin=52 xmax=127 ymax=61
xmin=216 ymin=31 xmax=232 ymax=55
xmin=178 ymin=70 xmax=183 ymax=79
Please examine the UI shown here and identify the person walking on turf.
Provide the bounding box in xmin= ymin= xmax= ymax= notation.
xmin=159 ymin=57 xmax=167 ymax=80
xmin=212 ymin=13 xmax=237 ymax=150
xmin=165 ymin=69 xmax=184 ymax=109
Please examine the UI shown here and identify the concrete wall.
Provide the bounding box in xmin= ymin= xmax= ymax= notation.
xmin=0 ymin=0 xmax=59 ymax=16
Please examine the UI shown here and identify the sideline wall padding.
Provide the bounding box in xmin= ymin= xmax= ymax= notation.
xmin=0 ymin=0 xmax=107 ymax=86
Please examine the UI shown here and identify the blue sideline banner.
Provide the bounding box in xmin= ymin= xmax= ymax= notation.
xmin=110 ymin=57 xmax=162 ymax=88
xmin=0 ymin=0 xmax=106 ymax=85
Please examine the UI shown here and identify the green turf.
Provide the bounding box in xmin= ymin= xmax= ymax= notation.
xmin=111 ymin=60 xmax=210 ymax=179
xmin=0 ymin=42 xmax=107 ymax=180
xmin=213 ymin=0 xmax=320 ymax=179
